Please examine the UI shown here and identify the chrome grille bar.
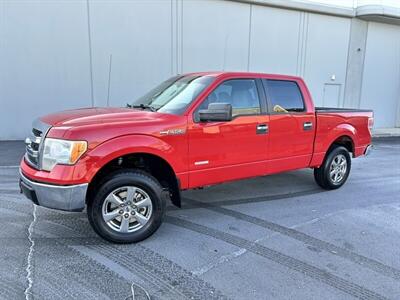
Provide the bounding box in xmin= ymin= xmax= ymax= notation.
xmin=24 ymin=119 xmax=51 ymax=170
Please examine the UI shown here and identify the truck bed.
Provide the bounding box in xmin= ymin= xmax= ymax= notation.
xmin=313 ymin=107 xmax=373 ymax=162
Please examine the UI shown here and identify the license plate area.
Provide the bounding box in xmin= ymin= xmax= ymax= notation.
xmin=19 ymin=179 xmax=39 ymax=205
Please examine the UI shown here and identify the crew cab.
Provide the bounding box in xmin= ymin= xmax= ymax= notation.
xmin=19 ymin=72 xmax=373 ymax=243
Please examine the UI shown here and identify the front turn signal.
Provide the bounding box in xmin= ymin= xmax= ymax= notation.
xmin=70 ymin=141 xmax=88 ymax=164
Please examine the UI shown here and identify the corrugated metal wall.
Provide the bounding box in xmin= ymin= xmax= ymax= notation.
xmin=0 ymin=0 xmax=399 ymax=139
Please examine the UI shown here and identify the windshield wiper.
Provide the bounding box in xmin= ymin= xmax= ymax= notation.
xmin=127 ymin=103 xmax=157 ymax=112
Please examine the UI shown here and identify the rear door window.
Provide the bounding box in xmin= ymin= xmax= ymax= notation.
xmin=264 ymin=80 xmax=305 ymax=113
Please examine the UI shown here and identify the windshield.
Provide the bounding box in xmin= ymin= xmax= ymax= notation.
xmin=132 ymin=75 xmax=214 ymax=115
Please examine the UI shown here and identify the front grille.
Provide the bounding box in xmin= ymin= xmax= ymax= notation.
xmin=32 ymin=128 xmax=42 ymax=137
xmin=25 ymin=129 xmax=42 ymax=168
xmin=25 ymin=119 xmax=51 ymax=170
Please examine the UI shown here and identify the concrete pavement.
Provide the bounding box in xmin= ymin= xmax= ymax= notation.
xmin=0 ymin=139 xmax=399 ymax=299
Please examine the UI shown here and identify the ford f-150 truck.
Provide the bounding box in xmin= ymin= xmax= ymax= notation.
xmin=20 ymin=72 xmax=373 ymax=243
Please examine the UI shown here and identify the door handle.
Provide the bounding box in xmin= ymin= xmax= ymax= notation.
xmin=256 ymin=124 xmax=268 ymax=134
xmin=303 ymin=121 xmax=313 ymax=131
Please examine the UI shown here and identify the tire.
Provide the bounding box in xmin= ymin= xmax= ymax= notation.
xmin=314 ymin=146 xmax=351 ymax=190
xmin=87 ymin=169 xmax=166 ymax=243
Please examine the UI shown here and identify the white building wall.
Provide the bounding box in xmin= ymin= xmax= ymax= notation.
xmin=88 ymin=0 xmax=173 ymax=108
xmin=303 ymin=13 xmax=351 ymax=107
xmin=181 ymin=0 xmax=250 ymax=72
xmin=360 ymin=22 xmax=400 ymax=128
xmin=249 ymin=5 xmax=301 ymax=75
xmin=0 ymin=0 xmax=92 ymax=140
xmin=0 ymin=0 xmax=399 ymax=139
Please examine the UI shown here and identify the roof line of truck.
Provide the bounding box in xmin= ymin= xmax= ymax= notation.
xmin=181 ymin=71 xmax=303 ymax=81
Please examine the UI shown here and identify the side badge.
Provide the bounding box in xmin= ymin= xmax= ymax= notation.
xmin=160 ymin=128 xmax=186 ymax=136
xmin=194 ymin=160 xmax=209 ymax=166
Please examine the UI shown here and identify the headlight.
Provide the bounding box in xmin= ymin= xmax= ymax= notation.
xmin=42 ymin=138 xmax=87 ymax=171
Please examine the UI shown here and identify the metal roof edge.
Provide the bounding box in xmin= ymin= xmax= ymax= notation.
xmin=227 ymin=0 xmax=400 ymax=24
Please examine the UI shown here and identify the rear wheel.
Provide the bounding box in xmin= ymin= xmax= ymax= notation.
xmin=314 ymin=146 xmax=351 ymax=190
xmin=87 ymin=169 xmax=166 ymax=243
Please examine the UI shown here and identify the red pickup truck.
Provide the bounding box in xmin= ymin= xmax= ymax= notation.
xmin=20 ymin=72 xmax=373 ymax=243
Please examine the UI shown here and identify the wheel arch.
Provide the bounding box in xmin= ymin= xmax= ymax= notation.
xmin=311 ymin=123 xmax=357 ymax=167
xmin=85 ymin=135 xmax=182 ymax=208
xmin=327 ymin=135 xmax=355 ymax=157
xmin=86 ymin=152 xmax=181 ymax=208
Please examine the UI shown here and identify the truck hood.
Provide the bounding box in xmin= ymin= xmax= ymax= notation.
xmin=40 ymin=107 xmax=162 ymax=127
xmin=40 ymin=107 xmax=187 ymax=144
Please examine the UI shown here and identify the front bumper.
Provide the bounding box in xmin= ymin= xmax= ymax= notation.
xmin=19 ymin=169 xmax=88 ymax=212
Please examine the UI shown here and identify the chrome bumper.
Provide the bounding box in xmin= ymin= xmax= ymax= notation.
xmin=19 ymin=170 xmax=88 ymax=212
xmin=364 ymin=145 xmax=373 ymax=156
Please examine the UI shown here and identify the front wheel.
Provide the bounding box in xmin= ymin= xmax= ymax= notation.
xmin=314 ymin=146 xmax=351 ymax=190
xmin=87 ymin=169 xmax=166 ymax=243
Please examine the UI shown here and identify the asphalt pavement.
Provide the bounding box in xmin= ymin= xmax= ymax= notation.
xmin=0 ymin=138 xmax=399 ymax=300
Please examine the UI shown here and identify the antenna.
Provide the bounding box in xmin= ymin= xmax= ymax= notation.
xmin=222 ymin=34 xmax=229 ymax=71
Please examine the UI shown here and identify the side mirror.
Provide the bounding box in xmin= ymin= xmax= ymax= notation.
xmin=199 ymin=103 xmax=232 ymax=122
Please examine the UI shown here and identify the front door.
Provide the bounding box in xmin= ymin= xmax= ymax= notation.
xmin=187 ymin=78 xmax=269 ymax=188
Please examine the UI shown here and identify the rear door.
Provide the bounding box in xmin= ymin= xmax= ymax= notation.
xmin=187 ymin=78 xmax=269 ymax=188
xmin=262 ymin=79 xmax=315 ymax=173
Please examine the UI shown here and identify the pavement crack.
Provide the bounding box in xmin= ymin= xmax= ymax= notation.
xmin=24 ymin=204 xmax=37 ymax=300
xmin=191 ymin=248 xmax=247 ymax=276
xmin=127 ymin=282 xmax=151 ymax=300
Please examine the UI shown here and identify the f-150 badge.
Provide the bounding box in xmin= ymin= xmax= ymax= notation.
xmin=159 ymin=128 xmax=186 ymax=136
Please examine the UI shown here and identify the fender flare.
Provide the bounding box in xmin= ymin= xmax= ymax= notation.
xmin=329 ymin=123 xmax=358 ymax=151
xmin=83 ymin=134 xmax=179 ymax=182
xmin=323 ymin=123 xmax=357 ymax=152
xmin=311 ymin=123 xmax=357 ymax=167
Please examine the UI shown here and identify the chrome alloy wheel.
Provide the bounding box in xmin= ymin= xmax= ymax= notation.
xmin=329 ymin=154 xmax=347 ymax=184
xmin=102 ymin=186 xmax=153 ymax=233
